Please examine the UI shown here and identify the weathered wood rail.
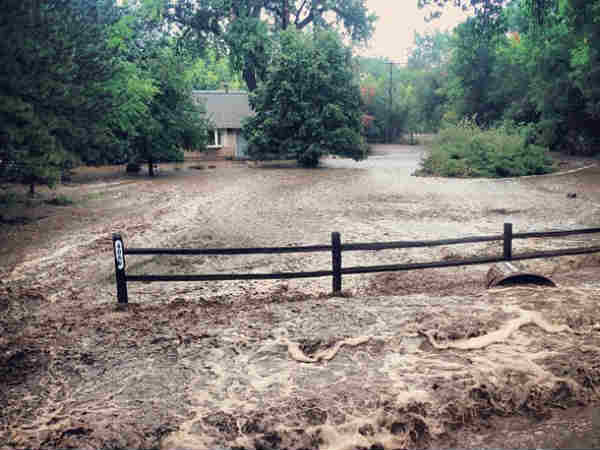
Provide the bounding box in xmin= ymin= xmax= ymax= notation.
xmin=112 ymin=223 xmax=600 ymax=304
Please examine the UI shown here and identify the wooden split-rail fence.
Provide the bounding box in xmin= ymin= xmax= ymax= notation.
xmin=112 ymin=223 xmax=600 ymax=304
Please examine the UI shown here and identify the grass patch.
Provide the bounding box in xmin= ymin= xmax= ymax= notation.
xmin=85 ymin=191 xmax=108 ymax=201
xmin=417 ymin=120 xmax=554 ymax=178
xmin=45 ymin=195 xmax=75 ymax=206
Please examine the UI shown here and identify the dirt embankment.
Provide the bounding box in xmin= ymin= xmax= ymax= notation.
xmin=2 ymin=146 xmax=600 ymax=449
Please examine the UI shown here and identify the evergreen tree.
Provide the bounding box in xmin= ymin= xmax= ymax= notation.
xmin=0 ymin=0 xmax=120 ymax=193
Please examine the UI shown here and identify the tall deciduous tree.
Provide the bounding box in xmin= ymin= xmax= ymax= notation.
xmin=130 ymin=44 xmax=209 ymax=176
xmin=104 ymin=4 xmax=209 ymax=175
xmin=446 ymin=14 xmax=507 ymax=125
xmin=157 ymin=0 xmax=376 ymax=91
xmin=417 ymin=0 xmax=554 ymax=24
xmin=567 ymin=0 xmax=600 ymax=127
xmin=243 ymin=30 xmax=368 ymax=167
xmin=187 ymin=48 xmax=244 ymax=90
xmin=408 ymin=31 xmax=452 ymax=70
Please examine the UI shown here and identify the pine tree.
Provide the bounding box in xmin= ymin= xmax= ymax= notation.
xmin=0 ymin=0 xmax=120 ymax=194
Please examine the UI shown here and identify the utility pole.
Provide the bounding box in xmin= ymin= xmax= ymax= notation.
xmin=385 ymin=61 xmax=401 ymax=144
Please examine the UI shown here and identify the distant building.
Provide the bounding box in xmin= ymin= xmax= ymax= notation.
xmin=187 ymin=90 xmax=253 ymax=160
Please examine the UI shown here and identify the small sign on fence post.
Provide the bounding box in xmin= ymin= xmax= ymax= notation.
xmin=332 ymin=232 xmax=342 ymax=293
xmin=503 ymin=223 xmax=513 ymax=260
xmin=112 ymin=233 xmax=128 ymax=304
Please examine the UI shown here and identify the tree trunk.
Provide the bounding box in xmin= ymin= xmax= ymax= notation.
xmin=148 ymin=158 xmax=155 ymax=177
xmin=241 ymin=5 xmax=262 ymax=93
xmin=243 ymin=65 xmax=258 ymax=92
xmin=29 ymin=0 xmax=41 ymax=26
xmin=281 ymin=0 xmax=289 ymax=29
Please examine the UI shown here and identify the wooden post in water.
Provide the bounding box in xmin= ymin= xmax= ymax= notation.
xmin=332 ymin=232 xmax=342 ymax=293
xmin=503 ymin=223 xmax=513 ymax=260
xmin=112 ymin=233 xmax=128 ymax=304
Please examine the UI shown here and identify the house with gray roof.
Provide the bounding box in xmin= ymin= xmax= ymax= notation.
xmin=187 ymin=90 xmax=253 ymax=160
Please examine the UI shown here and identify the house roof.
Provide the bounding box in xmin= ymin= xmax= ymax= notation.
xmin=192 ymin=90 xmax=253 ymax=129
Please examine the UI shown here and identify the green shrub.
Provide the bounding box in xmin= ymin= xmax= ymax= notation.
xmin=418 ymin=119 xmax=554 ymax=178
xmin=45 ymin=195 xmax=74 ymax=206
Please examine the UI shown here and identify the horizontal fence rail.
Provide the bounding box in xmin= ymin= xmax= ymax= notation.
xmin=125 ymin=270 xmax=334 ymax=283
xmin=513 ymin=228 xmax=600 ymax=239
xmin=112 ymin=223 xmax=600 ymax=304
xmin=124 ymin=245 xmax=332 ymax=255
xmin=341 ymin=234 xmax=503 ymax=251
xmin=341 ymin=246 xmax=600 ymax=275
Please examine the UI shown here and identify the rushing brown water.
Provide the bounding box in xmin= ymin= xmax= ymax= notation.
xmin=3 ymin=146 xmax=600 ymax=449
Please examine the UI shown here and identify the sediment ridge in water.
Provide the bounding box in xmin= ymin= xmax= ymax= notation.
xmin=5 ymin=282 xmax=600 ymax=450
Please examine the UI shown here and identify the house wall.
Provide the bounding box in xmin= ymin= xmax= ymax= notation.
xmin=219 ymin=129 xmax=236 ymax=159
xmin=183 ymin=129 xmax=240 ymax=160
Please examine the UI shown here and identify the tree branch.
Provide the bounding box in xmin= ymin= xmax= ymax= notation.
xmin=297 ymin=6 xmax=325 ymax=29
xmin=294 ymin=0 xmax=310 ymax=25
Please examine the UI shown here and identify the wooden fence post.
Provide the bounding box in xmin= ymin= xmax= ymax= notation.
xmin=331 ymin=232 xmax=342 ymax=293
xmin=112 ymin=233 xmax=128 ymax=304
xmin=503 ymin=223 xmax=513 ymax=260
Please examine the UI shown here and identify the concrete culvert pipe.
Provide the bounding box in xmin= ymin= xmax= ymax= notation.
xmin=486 ymin=261 xmax=556 ymax=288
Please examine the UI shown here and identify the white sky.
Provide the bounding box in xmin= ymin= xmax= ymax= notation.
xmin=359 ymin=0 xmax=472 ymax=62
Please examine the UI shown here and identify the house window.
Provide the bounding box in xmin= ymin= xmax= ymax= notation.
xmin=208 ymin=129 xmax=223 ymax=147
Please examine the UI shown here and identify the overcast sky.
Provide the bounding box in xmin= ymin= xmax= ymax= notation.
xmin=360 ymin=0 xmax=471 ymax=62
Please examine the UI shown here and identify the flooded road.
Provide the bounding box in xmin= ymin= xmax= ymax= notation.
xmin=3 ymin=145 xmax=600 ymax=450
xmin=322 ymin=144 xmax=426 ymax=172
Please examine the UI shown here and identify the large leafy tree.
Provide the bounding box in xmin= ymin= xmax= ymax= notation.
xmin=130 ymin=44 xmax=209 ymax=175
xmin=243 ymin=29 xmax=368 ymax=167
xmin=156 ymin=0 xmax=376 ymax=91
xmin=187 ymin=48 xmax=244 ymax=90
xmin=414 ymin=0 xmax=600 ymax=157
xmin=417 ymin=0 xmax=553 ymax=24
xmin=567 ymin=0 xmax=600 ymax=146
xmin=105 ymin=4 xmax=209 ymax=175
xmin=420 ymin=0 xmax=600 ymax=153
xmin=446 ymin=14 xmax=508 ymax=125
xmin=408 ymin=30 xmax=452 ymax=70
xmin=406 ymin=31 xmax=452 ymax=132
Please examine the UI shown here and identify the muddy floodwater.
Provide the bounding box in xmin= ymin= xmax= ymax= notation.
xmin=2 ymin=145 xmax=600 ymax=449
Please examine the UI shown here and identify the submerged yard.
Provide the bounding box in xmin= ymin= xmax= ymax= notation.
xmin=2 ymin=145 xmax=600 ymax=449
